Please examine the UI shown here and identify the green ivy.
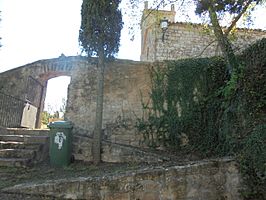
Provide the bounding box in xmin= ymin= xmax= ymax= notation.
xmin=238 ymin=125 xmax=266 ymax=200
xmin=137 ymin=38 xmax=266 ymax=199
xmin=137 ymin=57 xmax=227 ymax=150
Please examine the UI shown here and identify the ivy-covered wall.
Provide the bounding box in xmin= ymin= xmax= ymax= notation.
xmin=137 ymin=57 xmax=227 ymax=148
xmin=138 ymin=38 xmax=266 ymax=199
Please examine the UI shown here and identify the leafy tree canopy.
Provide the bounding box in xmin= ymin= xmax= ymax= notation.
xmin=195 ymin=0 xmax=262 ymax=15
xmin=79 ymin=0 xmax=123 ymax=58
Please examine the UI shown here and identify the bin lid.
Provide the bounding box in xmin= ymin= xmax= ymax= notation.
xmin=48 ymin=121 xmax=73 ymax=129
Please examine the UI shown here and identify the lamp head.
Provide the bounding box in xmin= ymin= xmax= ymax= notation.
xmin=160 ymin=19 xmax=168 ymax=31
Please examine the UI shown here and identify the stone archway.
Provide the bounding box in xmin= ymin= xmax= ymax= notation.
xmin=0 ymin=56 xmax=89 ymax=128
xmin=28 ymin=57 xmax=83 ymax=128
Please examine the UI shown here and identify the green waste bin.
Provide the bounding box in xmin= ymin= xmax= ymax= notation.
xmin=48 ymin=121 xmax=73 ymax=167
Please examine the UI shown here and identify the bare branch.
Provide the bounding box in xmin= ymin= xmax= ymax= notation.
xmin=195 ymin=39 xmax=217 ymax=58
xmin=142 ymin=0 xmax=166 ymax=23
xmin=142 ymin=0 xmax=188 ymax=23
xmin=224 ymin=0 xmax=253 ymax=36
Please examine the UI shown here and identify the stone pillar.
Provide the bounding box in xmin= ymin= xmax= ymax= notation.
xmin=171 ymin=4 xmax=175 ymax=11
xmin=144 ymin=1 xmax=148 ymax=10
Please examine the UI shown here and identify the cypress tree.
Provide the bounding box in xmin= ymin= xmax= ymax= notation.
xmin=79 ymin=0 xmax=123 ymax=165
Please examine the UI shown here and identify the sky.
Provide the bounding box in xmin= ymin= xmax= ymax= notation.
xmin=0 ymin=0 xmax=265 ymax=114
xmin=0 ymin=0 xmax=141 ymax=71
xmin=0 ymin=0 xmax=142 ymax=113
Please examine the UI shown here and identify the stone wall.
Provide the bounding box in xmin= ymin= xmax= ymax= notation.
xmin=65 ymin=59 xmax=151 ymax=137
xmin=140 ymin=5 xmax=266 ymax=61
xmin=4 ymin=158 xmax=242 ymax=200
xmin=0 ymin=57 xmax=152 ymax=146
xmin=0 ymin=66 xmax=30 ymax=101
xmin=73 ymin=134 xmax=169 ymax=163
xmin=0 ymin=56 xmax=78 ymax=100
xmin=155 ymin=23 xmax=266 ymax=61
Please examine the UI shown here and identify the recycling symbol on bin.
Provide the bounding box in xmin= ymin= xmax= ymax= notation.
xmin=54 ymin=132 xmax=66 ymax=150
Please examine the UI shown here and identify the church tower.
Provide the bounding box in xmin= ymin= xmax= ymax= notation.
xmin=140 ymin=1 xmax=176 ymax=61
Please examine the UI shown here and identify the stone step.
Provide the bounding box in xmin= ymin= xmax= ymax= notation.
xmin=0 ymin=158 xmax=31 ymax=167
xmin=0 ymin=129 xmax=50 ymax=167
xmin=0 ymin=149 xmax=35 ymax=159
xmin=0 ymin=141 xmax=43 ymax=150
xmin=0 ymin=135 xmax=49 ymax=144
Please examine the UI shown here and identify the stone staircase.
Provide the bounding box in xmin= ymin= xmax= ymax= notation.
xmin=0 ymin=128 xmax=50 ymax=168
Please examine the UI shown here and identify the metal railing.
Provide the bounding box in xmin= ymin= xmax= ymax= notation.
xmin=26 ymin=76 xmax=43 ymax=108
xmin=0 ymin=92 xmax=25 ymax=128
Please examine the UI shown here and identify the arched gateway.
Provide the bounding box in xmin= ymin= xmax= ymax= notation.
xmin=0 ymin=56 xmax=89 ymax=128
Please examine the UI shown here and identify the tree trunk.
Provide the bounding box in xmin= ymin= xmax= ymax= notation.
xmin=93 ymin=48 xmax=105 ymax=165
xmin=208 ymin=5 xmax=238 ymax=74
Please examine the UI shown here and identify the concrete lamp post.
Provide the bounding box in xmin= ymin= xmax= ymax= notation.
xmin=160 ymin=18 xmax=168 ymax=42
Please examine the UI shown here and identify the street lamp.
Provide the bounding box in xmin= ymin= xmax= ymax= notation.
xmin=160 ymin=18 xmax=168 ymax=42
